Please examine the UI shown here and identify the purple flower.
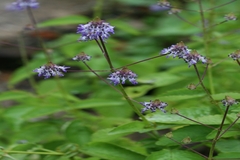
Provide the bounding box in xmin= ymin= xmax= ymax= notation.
xmin=72 ymin=52 xmax=91 ymax=62
xmin=107 ymin=68 xmax=137 ymax=85
xmin=141 ymin=99 xmax=168 ymax=114
xmin=229 ymin=50 xmax=240 ymax=60
xmin=77 ymin=18 xmax=114 ymax=41
xmin=161 ymin=42 xmax=207 ymax=67
xmin=33 ymin=62 xmax=70 ymax=79
xmin=221 ymin=96 xmax=238 ymax=107
xmin=6 ymin=0 xmax=39 ymax=10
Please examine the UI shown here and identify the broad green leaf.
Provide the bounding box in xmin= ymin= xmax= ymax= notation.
xmin=38 ymin=15 xmax=90 ymax=27
xmin=123 ymin=85 xmax=154 ymax=98
xmin=214 ymin=152 xmax=240 ymax=159
xmin=212 ymin=92 xmax=240 ymax=100
xmin=215 ymin=139 xmax=240 ymax=153
xmin=0 ymin=90 xmax=34 ymax=101
xmin=206 ymin=128 xmax=240 ymax=139
xmin=156 ymin=125 xmax=212 ymax=147
xmin=109 ymin=121 xmax=177 ymax=135
xmin=81 ymin=142 xmax=146 ymax=160
xmin=146 ymin=149 xmax=205 ymax=160
xmin=22 ymin=99 xmax=124 ymax=119
xmin=158 ymin=88 xmax=206 ymax=101
xmin=146 ymin=109 xmax=240 ymax=125
xmin=91 ymin=128 xmax=128 ymax=142
xmin=65 ymin=121 xmax=92 ymax=146
xmin=138 ymin=73 xmax=183 ymax=87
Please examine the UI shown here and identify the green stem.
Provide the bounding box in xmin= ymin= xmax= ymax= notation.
xmin=197 ymin=0 xmax=215 ymax=94
xmin=208 ymin=105 xmax=230 ymax=160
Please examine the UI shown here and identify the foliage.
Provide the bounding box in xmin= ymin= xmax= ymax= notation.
xmin=0 ymin=0 xmax=240 ymax=160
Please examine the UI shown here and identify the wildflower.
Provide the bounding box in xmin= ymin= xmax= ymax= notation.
xmin=6 ymin=0 xmax=39 ymax=10
xmin=224 ymin=13 xmax=237 ymax=21
xmin=77 ymin=18 xmax=114 ymax=42
xmin=33 ymin=62 xmax=70 ymax=79
xmin=161 ymin=41 xmax=191 ymax=58
xmin=107 ymin=68 xmax=137 ymax=85
xmin=229 ymin=50 xmax=240 ymax=60
xmin=160 ymin=42 xmax=207 ymax=67
xmin=141 ymin=99 xmax=168 ymax=114
xmin=221 ymin=96 xmax=238 ymax=107
xmin=182 ymin=50 xmax=207 ymax=67
xmin=72 ymin=52 xmax=91 ymax=62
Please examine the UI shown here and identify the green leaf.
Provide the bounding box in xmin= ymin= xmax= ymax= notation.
xmin=156 ymin=125 xmax=212 ymax=147
xmin=0 ymin=90 xmax=34 ymax=101
xmin=65 ymin=121 xmax=92 ymax=146
xmin=158 ymin=88 xmax=206 ymax=101
xmin=215 ymin=139 xmax=240 ymax=153
xmin=214 ymin=152 xmax=240 ymax=159
xmin=212 ymin=92 xmax=240 ymax=100
xmin=22 ymin=99 xmax=124 ymax=120
xmin=146 ymin=149 xmax=205 ymax=160
xmin=206 ymin=127 xmax=240 ymax=139
xmin=145 ymin=106 xmax=239 ymax=125
xmin=91 ymin=128 xmax=128 ymax=142
xmin=38 ymin=15 xmax=90 ymax=27
xmin=81 ymin=142 xmax=146 ymax=160
xmin=109 ymin=121 xmax=177 ymax=135
xmin=138 ymin=73 xmax=183 ymax=87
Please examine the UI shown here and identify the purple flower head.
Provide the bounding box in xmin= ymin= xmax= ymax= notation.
xmin=107 ymin=68 xmax=138 ymax=85
xmin=221 ymin=96 xmax=238 ymax=107
xmin=182 ymin=50 xmax=207 ymax=67
xmin=6 ymin=0 xmax=39 ymax=11
xmin=77 ymin=18 xmax=114 ymax=42
xmin=33 ymin=62 xmax=70 ymax=79
xmin=161 ymin=42 xmax=207 ymax=67
xmin=229 ymin=50 xmax=240 ymax=60
xmin=161 ymin=41 xmax=191 ymax=58
xmin=72 ymin=52 xmax=91 ymax=62
xmin=141 ymin=99 xmax=168 ymax=114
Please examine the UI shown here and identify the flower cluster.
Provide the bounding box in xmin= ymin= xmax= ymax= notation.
xmin=72 ymin=52 xmax=91 ymax=62
xmin=33 ymin=62 xmax=70 ymax=79
xmin=221 ymin=96 xmax=239 ymax=107
xmin=141 ymin=99 xmax=168 ymax=114
xmin=160 ymin=42 xmax=207 ymax=67
xmin=77 ymin=18 xmax=114 ymax=42
xmin=107 ymin=68 xmax=138 ymax=85
xmin=6 ymin=0 xmax=39 ymax=10
xmin=229 ymin=50 xmax=240 ymax=60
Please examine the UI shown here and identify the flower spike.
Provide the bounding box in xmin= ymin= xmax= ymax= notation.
xmin=77 ymin=18 xmax=114 ymax=42
xmin=33 ymin=62 xmax=70 ymax=79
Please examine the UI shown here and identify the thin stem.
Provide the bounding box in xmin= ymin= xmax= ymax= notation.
xmin=118 ymin=84 xmax=151 ymax=125
xmin=217 ymin=117 xmax=240 ymax=140
xmin=197 ymin=0 xmax=215 ymax=94
xmin=174 ymin=13 xmax=200 ymax=28
xmin=26 ymin=7 xmax=51 ymax=61
xmin=236 ymin=60 xmax=240 ymax=66
xmin=205 ymin=0 xmax=236 ymax=11
xmin=208 ymin=105 xmax=231 ymax=160
xmin=98 ymin=36 xmax=114 ymax=70
xmin=116 ymin=55 xmax=166 ymax=69
xmin=83 ymin=62 xmax=122 ymax=95
xmin=18 ymin=32 xmax=38 ymax=93
xmin=195 ymin=64 xmax=208 ymax=87
xmin=193 ymin=65 xmax=214 ymax=102
xmin=176 ymin=113 xmax=216 ymax=129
